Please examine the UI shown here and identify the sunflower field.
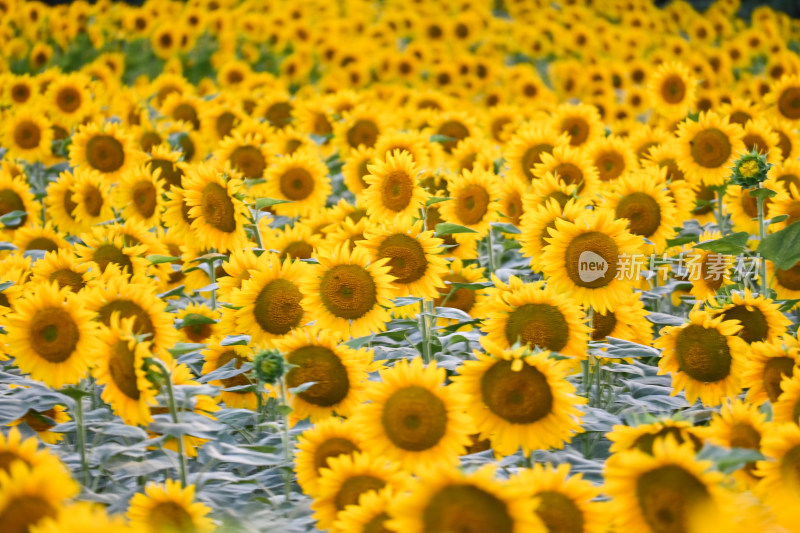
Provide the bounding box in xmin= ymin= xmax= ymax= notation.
xmin=5 ymin=0 xmax=800 ymax=531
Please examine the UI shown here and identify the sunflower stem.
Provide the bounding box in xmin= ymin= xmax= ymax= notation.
xmin=208 ymin=258 xmax=217 ymax=310
xmin=486 ymin=228 xmax=496 ymax=273
xmin=279 ymin=378 xmax=292 ymax=503
xmin=715 ymin=188 xmax=726 ymax=236
xmin=419 ymin=299 xmax=434 ymax=364
xmin=73 ymin=390 xmax=89 ymax=486
xmin=155 ymin=359 xmax=188 ymax=487
xmin=757 ymin=191 xmax=768 ymax=297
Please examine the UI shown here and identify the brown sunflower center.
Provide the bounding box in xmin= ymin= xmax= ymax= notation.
xmin=49 ymin=269 xmax=85 ymax=292
xmin=776 ymin=260 xmax=800 ymax=291
xmin=253 ymin=278 xmax=304 ymax=335
xmin=776 ymin=133 xmax=793 ymax=162
xmin=92 ymin=243 xmax=133 ymax=274
xmin=504 ymin=303 xmax=570 ymax=352
xmin=140 ymin=131 xmax=163 ymax=153
xmin=564 ymin=231 xmax=620 ymax=289
xmin=98 ymin=299 xmax=155 ymax=339
xmin=216 ymin=112 xmax=236 ymax=139
xmin=172 ymin=103 xmax=199 ymax=130
xmin=109 ymin=339 xmax=141 ymax=400
xmin=281 ymin=241 xmax=314 ymax=260
xmin=436 ymin=121 xmax=469 ymax=153
xmin=434 ymin=273 xmax=476 ymax=313
xmin=215 ymin=350 xmax=250 ymax=389
xmin=616 ymin=191 xmax=662 ymax=237
xmin=201 ymin=182 xmax=237 ymax=233
xmin=287 ymin=346 xmax=350 ymax=407
xmin=279 ymin=167 xmax=315 ymax=201
xmin=13 ymin=120 xmax=41 ymax=150
xmin=132 ymin=181 xmax=158 ymax=218
xmin=596 ymin=150 xmax=626 ymax=181
xmin=633 ymin=427 xmax=702 ymax=455
xmin=10 ymin=83 xmax=31 ymax=103
xmin=0 ymin=451 xmax=29 ymax=475
xmin=561 ymin=117 xmax=590 ymax=146
xmin=674 ymin=324 xmax=732 ymax=383
xmin=692 ymin=184 xmax=714 ymax=215
xmin=347 ymin=119 xmax=379 ymax=149
xmin=265 ymin=102 xmax=292 ymax=129
xmin=780 ymin=445 xmax=800 ymax=491
xmin=423 ymin=484 xmax=513 ymax=533
xmin=363 ymin=512 xmax=392 ymax=533
xmin=698 ymin=253 xmax=726 ymax=291
xmin=455 ymin=184 xmax=490 ymax=226
xmin=148 ymin=159 xmax=184 ymax=190
xmin=689 ymin=128 xmax=731 ymax=169
xmin=591 ymin=310 xmax=617 ymax=340
xmin=229 ymin=146 xmax=266 ymax=179
xmin=521 ymin=143 xmax=554 ymax=181
xmin=376 ymin=234 xmax=427 ymax=285
xmin=0 ymin=189 xmax=26 ymax=228
xmin=661 ymin=74 xmax=687 ymax=104
xmin=380 ymin=170 xmax=414 ymax=212
xmin=535 ymin=490 xmax=585 ymax=533
xmin=481 ymin=359 xmax=553 ymax=424
xmin=778 ymin=87 xmax=800 ymax=120
xmin=183 ymin=322 xmax=212 ymax=343
xmin=763 ymin=356 xmax=796 ymax=402
xmin=742 ymin=134 xmax=768 ymax=155
xmin=636 ymin=465 xmax=711 ymax=533
xmin=729 ymin=422 xmax=761 ymax=450
xmin=25 ymin=237 xmax=59 ymax=252
xmin=86 ymin=134 xmax=125 ymax=173
xmin=82 ymin=185 xmax=104 ymax=217
xmin=502 ymin=191 xmax=523 ymax=227
xmin=148 ymin=501 xmax=197 ymax=533
xmin=30 ymin=307 xmax=79 ymax=363
xmin=335 ymin=476 xmax=386 ymax=511
xmin=381 ymin=385 xmax=447 ymax=451
xmin=56 ymin=87 xmax=82 ymax=113
xmin=0 ymin=495 xmax=58 ymax=533
xmin=552 ymin=163 xmax=584 ymax=189
xmin=320 ymin=264 xmax=377 ymax=320
xmin=720 ymin=305 xmax=768 ymax=343
xmin=313 ymin=437 xmax=360 ymax=474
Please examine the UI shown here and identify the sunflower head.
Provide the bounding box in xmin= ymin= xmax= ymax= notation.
xmin=730 ymin=148 xmax=772 ymax=189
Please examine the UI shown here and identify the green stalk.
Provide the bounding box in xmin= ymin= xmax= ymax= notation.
xmin=279 ymin=379 xmax=292 ymax=503
xmin=715 ymin=188 xmax=726 ymax=236
xmin=486 ymin=228 xmax=496 ymax=273
xmin=155 ymin=360 xmax=188 ymax=487
xmin=208 ymin=258 xmax=217 ymax=310
xmin=757 ymin=191 xmax=768 ymax=297
xmin=418 ymin=299 xmax=434 ymax=364
xmin=73 ymin=394 xmax=89 ymax=486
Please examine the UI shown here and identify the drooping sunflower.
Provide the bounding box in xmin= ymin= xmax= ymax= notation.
xmin=387 ymin=464 xmax=544 ymax=533
xmin=362 ymin=150 xmax=428 ymax=226
xmin=69 ymin=121 xmax=141 ymax=182
xmin=231 ymin=255 xmax=311 ymax=345
xmin=302 ymin=243 xmax=395 ymax=338
xmin=9 ymin=404 xmax=71 ymax=445
xmin=540 ymin=208 xmax=644 ymax=313
xmin=113 ymin=164 xmax=165 ymax=226
xmin=451 ymin=339 xmax=585 ymax=456
xmin=743 ymin=336 xmax=800 ymax=405
xmin=607 ymin=418 xmax=703 ymax=455
xmin=766 ymin=74 xmax=800 ymax=123
xmin=0 ymin=170 xmax=39 ymax=238
xmin=604 ymin=438 xmax=731 ymax=533
xmin=3 ymin=108 xmax=53 ymax=163
xmin=711 ymin=289 xmax=791 ymax=345
xmin=754 ymin=422 xmax=800 ymax=525
xmin=655 ymin=307 xmax=748 ymax=406
xmin=512 ymin=463 xmax=606 ymax=533
xmin=311 ymin=453 xmax=409 ymax=531
xmin=552 ymin=102 xmax=604 ymax=147
xmin=5 ymin=282 xmax=100 ymax=389
xmin=504 ymin=122 xmax=570 ymax=184
xmin=127 ymin=480 xmax=215 ymax=533
xmin=296 ymin=416 xmax=364 ymax=497
xmin=438 ymin=168 xmax=502 ymax=236
xmin=91 ymin=315 xmax=158 ymax=427
xmin=357 ymin=218 xmax=448 ymax=298
xmin=648 ymin=62 xmax=697 ymax=118
xmin=183 ymin=162 xmax=251 ymax=253
xmin=0 ymin=462 xmax=79 ymax=533
xmin=350 ymin=357 xmax=473 ymax=472
xmin=262 ymin=151 xmax=332 ymax=218
xmin=200 ymin=341 xmax=257 ymax=410
xmin=675 ymin=111 xmax=745 ymax=186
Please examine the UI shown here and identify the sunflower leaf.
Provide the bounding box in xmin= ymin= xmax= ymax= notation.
xmin=288 ymin=382 xmax=318 ymax=395
xmin=147 ymin=254 xmax=181 ymax=264
xmin=430 ymin=134 xmax=457 ymax=143
xmin=0 ymin=242 xmax=17 ymax=251
xmin=177 ymin=313 xmax=217 ymax=328
xmin=434 ymin=223 xmax=478 ymax=236
xmin=748 ymin=187 xmax=777 ymax=200
xmin=757 ymin=220 xmax=800 ymax=270
xmin=255 ymin=198 xmax=293 ymax=209
xmin=0 ymin=281 xmax=13 ymax=292
xmin=447 ymin=281 xmax=492 ymax=290
xmin=645 ymin=312 xmax=685 ymax=326
xmin=768 ymin=214 xmax=789 ymax=225
xmin=0 ymin=210 xmax=26 ymax=228
xmin=425 ymin=197 xmax=452 ymax=206
xmin=778 ymin=299 xmax=800 ymax=312
xmin=491 ymin=222 xmax=521 ymax=234
xmin=693 ymin=231 xmax=749 ymax=255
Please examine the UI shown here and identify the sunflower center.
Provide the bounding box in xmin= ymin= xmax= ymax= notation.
xmin=109 ymin=339 xmax=141 ymax=400
xmin=376 ymin=234 xmax=427 ymax=285
xmin=763 ymin=356 xmax=796 ymax=402
xmin=689 ymin=128 xmax=731 ymax=169
xmin=13 ymin=120 xmax=41 ymax=150
xmin=616 ymin=192 xmax=662 ymax=237
xmin=434 ymin=273 xmax=476 ymax=312
xmin=148 ymin=159 xmax=184 ymax=190
xmin=0 ymin=189 xmax=26 ymax=228
xmin=692 ymin=184 xmax=714 ymax=215
xmin=201 ymin=182 xmax=237 ymax=233
xmin=776 ymin=133 xmax=793 ymax=163
xmin=596 ymin=150 xmax=626 ymax=181
xmin=564 ymin=231 xmax=620 ymax=288
xmin=92 ymin=243 xmax=133 ymax=274
xmin=776 ymin=260 xmax=800 ymax=291
xmin=216 ymin=112 xmax=236 ymax=139
xmin=455 ymin=184 xmax=490 ymax=226
xmin=24 ymin=237 xmax=58 ymax=252
xmin=481 ymin=359 xmax=553 ymax=424
xmin=0 ymin=495 xmax=58 ymax=533
xmin=86 ymin=134 xmax=125 ymax=173
xmin=22 ymin=409 xmax=56 ymax=432
xmin=347 ymin=119 xmax=379 ymax=149
xmin=698 ymin=254 xmax=726 ymax=291
xmin=56 ymin=87 xmax=82 ymax=112
xmin=552 ymin=163 xmax=584 ymax=188
xmin=30 ymin=307 xmax=79 ymax=363
xmin=380 ymin=170 xmax=414 ymax=212
xmin=253 ymin=278 xmax=304 ymax=335
xmin=98 ymin=299 xmax=155 ymax=339
xmin=778 ymin=87 xmax=800 ymax=120
xmin=720 ymin=305 xmax=768 ymax=343
xmin=287 ymin=346 xmax=350 ymax=407
xmin=742 ymin=134 xmax=768 ymax=155
xmin=381 ymin=385 xmax=447 ymax=451
xmin=10 ymin=84 xmax=31 ymax=103
xmin=661 ymin=75 xmax=687 ymax=104
xmin=313 ymin=437 xmax=360 ymax=474
xmin=148 ymin=501 xmax=197 ymax=533
xmin=265 ymin=102 xmax=292 ymax=129
xmin=281 ymin=241 xmax=314 ymax=260
xmin=130 ymin=180 xmax=158 ymax=218
xmin=780 ymin=445 xmax=800 ymax=491
xmin=436 ymin=121 xmax=469 ymax=153
xmin=729 ymin=422 xmax=761 ymax=450
xmin=504 ymin=303 xmax=570 ymax=352
xmin=229 ymin=146 xmax=266 ymax=179
xmin=521 ymin=143 xmax=554 ymax=181
xmin=215 ymin=350 xmax=250 ymax=389
xmin=279 ymin=167 xmax=315 ymax=201
xmin=633 ymin=427 xmax=702 ymax=455
xmin=140 ymin=131 xmax=163 ymax=152
xmin=0 ymin=451 xmax=29 ymax=475
xmin=48 ymin=269 xmax=85 ymax=292
xmin=172 ymin=103 xmax=199 ymax=130
xmin=183 ymin=322 xmax=212 ymax=343
xmin=659 ymin=159 xmax=685 ymax=181
xmin=674 ymin=324 xmax=732 ymax=383
xmin=561 ymin=117 xmax=589 ymax=146
xmin=591 ymin=310 xmax=617 ymax=340
xmin=535 ymin=490 xmax=584 ymax=533
xmin=423 ymin=484 xmax=513 ymax=533
xmin=363 ymin=512 xmax=392 ymax=533
xmin=335 ymin=476 xmax=386 ymax=511
xmin=82 ymin=185 xmax=104 ymax=217
xmin=320 ymin=264 xmax=377 ymax=320
xmin=636 ymin=465 xmax=711 ymax=533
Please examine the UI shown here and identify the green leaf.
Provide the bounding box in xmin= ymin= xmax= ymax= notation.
xmin=288 ymin=382 xmax=318 ymax=395
xmin=60 ymin=387 xmax=91 ymax=400
xmin=491 ymin=222 xmax=521 ymax=234
xmin=177 ymin=313 xmax=217 ymax=328
xmin=448 ymin=281 xmax=493 ymax=290
xmin=665 ymin=235 xmax=698 ymax=248
xmin=769 ymin=214 xmax=789 ymax=225
xmin=147 ymin=254 xmax=181 ymax=264
xmin=749 ymin=187 xmax=777 ymax=200
xmin=778 ymin=299 xmax=800 ymax=312
xmin=0 ymin=281 xmax=13 ymax=292
xmin=758 ymin=220 xmax=800 ymax=270
xmin=434 ymin=223 xmax=478 ymax=236
xmin=0 ymin=210 xmax=26 ymax=228
xmin=276 ymin=405 xmax=293 ymax=416
xmin=255 ymin=198 xmax=292 ymax=209
xmin=189 ymin=252 xmax=228 ymax=263
xmin=430 ymin=134 xmax=457 ymax=143
xmin=425 ymin=197 xmax=452 ymax=206
xmin=693 ymin=232 xmax=749 ymax=255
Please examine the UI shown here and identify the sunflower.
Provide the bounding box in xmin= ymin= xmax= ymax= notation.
xmin=335 ymin=105 xmax=386 ymax=153
xmin=161 ymin=186 xmax=196 ymax=241
xmin=183 ymin=162 xmax=251 ymax=253
xmin=12 ymin=224 xmax=68 ymax=254
xmin=740 ymin=117 xmax=781 ymax=163
xmin=604 ymin=167 xmax=679 ymax=253
xmin=519 ymin=197 xmax=589 ymax=272
xmin=0 ymin=427 xmax=69 ymax=480
xmin=311 ymin=453 xmax=408 ymax=532
xmin=0 ymin=462 xmax=79 ymax=533
xmin=127 ymin=480 xmax=214 ymax=533
xmin=357 ymin=217 xmax=448 ymax=298
xmin=69 ymin=121 xmax=141 ymax=181
xmin=533 ymin=146 xmax=601 ymax=199
xmin=231 ymin=255 xmax=311 ymax=345
xmin=452 ymin=339 xmax=585 ymax=456
xmin=513 ymin=463 xmax=606 ymax=533
xmin=176 ymin=303 xmax=219 ymax=344
xmin=113 ymin=164 xmax=165 ymax=226
xmin=504 ymin=123 xmax=570 ymax=183
xmin=766 ymin=74 xmax=800 ymax=122
xmin=363 ymin=150 xmax=428 ymax=226
xmin=3 ymin=108 xmax=53 ymax=163
xmin=67 ymin=168 xmax=114 ymax=230
xmin=262 ymin=152 xmax=331 ymax=218
xmin=270 ymin=223 xmax=323 ymax=261
xmin=553 ymin=102 xmax=604 ymax=147
xmin=754 ymin=423 xmax=800 ymax=525
xmin=604 ymin=438 xmax=731 ymax=533
xmin=743 ymin=336 xmax=800 ymax=405
xmin=342 ymin=146 xmax=375 ymax=196
xmin=587 ymin=135 xmax=637 ymax=184
xmin=0 ymin=170 xmax=39 ymax=238
xmin=766 ymin=182 xmax=800 ymax=232
xmin=433 ymin=258 xmax=489 ymax=324
xmin=724 ymin=184 xmax=769 ymax=235
xmin=648 ymin=62 xmax=697 ymax=118
xmin=439 ymin=168 xmax=501 ymax=236
xmin=30 ymin=501 xmax=131 ymax=533
xmin=91 ymin=314 xmax=158 ymax=426
xmin=5 ymin=281 xmax=100 ymax=389
xmin=213 ymin=249 xmax=260 ymax=302
xmin=685 ymin=230 xmax=735 ymax=301
xmin=332 ymin=486 xmax=396 ymax=533
xmin=74 ymin=227 xmax=150 ymax=281
xmin=607 ymin=418 xmax=703 ymax=455
xmin=10 ymin=405 xmax=71 ymax=445
xmin=374 ymin=129 xmax=432 ymax=168
xmin=675 ymin=111 xmax=745 ymax=186
xmin=388 ymin=464 xmax=543 ymax=533
xmin=767 ymin=118 xmax=799 ymax=164
xmin=541 ymin=208 xmax=644 ymax=314
xmin=296 ymin=417 xmax=364 ymax=497
xmin=212 ymin=130 xmax=271 ymax=181
xmin=200 ymin=340 xmax=257 ymax=410
xmin=711 ymin=289 xmax=791 ymax=344
xmin=590 ymin=289 xmax=653 ymax=345
xmin=44 ymin=72 xmax=93 ymax=126
xmin=655 ymin=307 xmax=748 ymax=406
xmin=350 ymin=357 xmax=472 ymax=472
xmin=450 ymin=137 xmax=495 ymax=175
